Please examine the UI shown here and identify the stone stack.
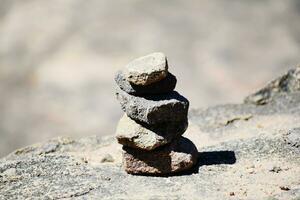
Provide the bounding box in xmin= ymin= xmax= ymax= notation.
xmin=115 ymin=52 xmax=198 ymax=175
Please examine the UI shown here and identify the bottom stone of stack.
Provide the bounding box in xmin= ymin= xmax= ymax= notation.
xmin=122 ymin=137 xmax=198 ymax=175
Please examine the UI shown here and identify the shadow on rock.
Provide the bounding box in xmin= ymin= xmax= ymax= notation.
xmin=197 ymin=151 xmax=236 ymax=166
xmin=175 ymin=150 xmax=236 ymax=176
xmin=144 ymin=150 xmax=237 ymax=177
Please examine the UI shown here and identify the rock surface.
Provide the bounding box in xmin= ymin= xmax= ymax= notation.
xmin=116 ymin=88 xmax=189 ymax=124
xmin=245 ymin=65 xmax=300 ymax=105
xmin=122 ymin=137 xmax=198 ymax=175
xmin=116 ymin=114 xmax=188 ymax=151
xmin=115 ymin=71 xmax=177 ymax=95
xmin=1 ymin=73 xmax=300 ymax=199
xmin=284 ymin=128 xmax=300 ymax=148
xmin=124 ymin=52 xmax=168 ymax=86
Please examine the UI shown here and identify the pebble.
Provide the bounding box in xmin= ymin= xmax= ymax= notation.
xmin=100 ymin=154 xmax=115 ymax=163
xmin=124 ymin=52 xmax=168 ymax=86
xmin=279 ymin=186 xmax=290 ymax=191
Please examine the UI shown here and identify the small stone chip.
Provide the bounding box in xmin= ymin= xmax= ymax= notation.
xmin=279 ymin=186 xmax=291 ymax=191
xmin=124 ymin=52 xmax=168 ymax=86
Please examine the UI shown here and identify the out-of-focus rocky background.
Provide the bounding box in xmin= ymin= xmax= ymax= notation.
xmin=0 ymin=0 xmax=300 ymax=157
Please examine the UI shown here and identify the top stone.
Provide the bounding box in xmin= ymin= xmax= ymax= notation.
xmin=124 ymin=52 xmax=168 ymax=86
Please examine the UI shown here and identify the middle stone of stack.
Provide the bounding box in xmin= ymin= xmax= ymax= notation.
xmin=115 ymin=52 xmax=197 ymax=175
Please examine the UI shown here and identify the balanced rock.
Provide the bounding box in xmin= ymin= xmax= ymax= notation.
xmin=115 ymin=52 xmax=197 ymax=176
xmin=116 ymin=88 xmax=189 ymax=125
xmin=124 ymin=52 xmax=168 ymax=86
xmin=115 ymin=71 xmax=177 ymax=95
xmin=122 ymin=137 xmax=198 ymax=175
xmin=116 ymin=114 xmax=188 ymax=151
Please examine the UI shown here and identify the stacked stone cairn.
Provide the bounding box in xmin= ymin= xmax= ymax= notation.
xmin=115 ymin=52 xmax=198 ymax=175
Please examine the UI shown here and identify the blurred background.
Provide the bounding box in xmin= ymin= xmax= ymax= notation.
xmin=1 ymin=0 xmax=300 ymax=157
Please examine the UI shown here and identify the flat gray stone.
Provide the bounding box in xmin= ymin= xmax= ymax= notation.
xmin=122 ymin=137 xmax=198 ymax=175
xmin=124 ymin=52 xmax=168 ymax=86
xmin=116 ymin=88 xmax=189 ymax=124
xmin=116 ymin=114 xmax=188 ymax=151
xmin=115 ymin=71 xmax=177 ymax=95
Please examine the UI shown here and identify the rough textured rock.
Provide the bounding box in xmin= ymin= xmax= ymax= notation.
xmin=124 ymin=52 xmax=168 ymax=86
xmin=245 ymin=64 xmax=300 ymax=105
xmin=116 ymin=88 xmax=189 ymax=125
xmin=115 ymin=71 xmax=177 ymax=95
xmin=284 ymin=128 xmax=300 ymax=148
xmin=1 ymin=73 xmax=300 ymax=199
xmin=116 ymin=114 xmax=188 ymax=151
xmin=122 ymin=137 xmax=198 ymax=175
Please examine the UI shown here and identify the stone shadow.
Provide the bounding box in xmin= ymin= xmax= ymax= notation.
xmin=197 ymin=151 xmax=236 ymax=166
xmin=175 ymin=150 xmax=237 ymax=176
xmin=131 ymin=150 xmax=236 ymax=177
